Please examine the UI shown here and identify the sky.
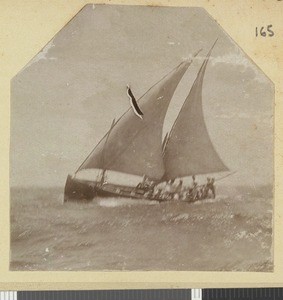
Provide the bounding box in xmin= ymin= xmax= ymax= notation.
xmin=11 ymin=4 xmax=273 ymax=187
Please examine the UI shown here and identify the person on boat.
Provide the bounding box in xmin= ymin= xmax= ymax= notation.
xmin=204 ymin=177 xmax=215 ymax=199
xmin=144 ymin=177 xmax=150 ymax=189
xmin=153 ymin=185 xmax=162 ymax=199
xmin=173 ymin=193 xmax=180 ymax=201
xmin=164 ymin=180 xmax=174 ymax=199
xmin=202 ymin=177 xmax=211 ymax=199
xmin=185 ymin=176 xmax=195 ymax=201
xmin=173 ymin=179 xmax=183 ymax=200
xmin=192 ymin=181 xmax=199 ymax=201
xmin=181 ymin=190 xmax=188 ymax=201
xmin=209 ymin=178 xmax=216 ymax=199
xmin=136 ymin=175 xmax=146 ymax=189
xmin=153 ymin=181 xmax=165 ymax=199
xmin=175 ymin=179 xmax=183 ymax=193
xmin=189 ymin=175 xmax=200 ymax=200
xmin=136 ymin=175 xmax=153 ymax=191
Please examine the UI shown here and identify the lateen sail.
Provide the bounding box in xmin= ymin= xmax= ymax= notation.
xmin=78 ymin=60 xmax=191 ymax=180
xmin=163 ymin=42 xmax=229 ymax=180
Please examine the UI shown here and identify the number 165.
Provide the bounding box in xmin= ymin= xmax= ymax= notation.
xmin=256 ymin=25 xmax=274 ymax=37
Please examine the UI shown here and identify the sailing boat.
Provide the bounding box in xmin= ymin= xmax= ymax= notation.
xmin=64 ymin=41 xmax=229 ymax=203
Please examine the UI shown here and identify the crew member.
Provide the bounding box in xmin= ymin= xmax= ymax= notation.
xmin=206 ymin=177 xmax=216 ymax=199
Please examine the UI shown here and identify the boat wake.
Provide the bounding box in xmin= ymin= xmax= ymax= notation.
xmin=193 ymin=194 xmax=229 ymax=205
xmin=95 ymin=197 xmax=159 ymax=208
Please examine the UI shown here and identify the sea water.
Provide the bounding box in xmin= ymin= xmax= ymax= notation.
xmin=10 ymin=186 xmax=273 ymax=271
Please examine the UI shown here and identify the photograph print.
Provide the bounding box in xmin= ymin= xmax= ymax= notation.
xmin=10 ymin=5 xmax=273 ymax=271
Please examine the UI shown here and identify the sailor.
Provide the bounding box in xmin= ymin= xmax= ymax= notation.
xmin=164 ymin=180 xmax=173 ymax=199
xmin=202 ymin=177 xmax=210 ymax=198
xmin=210 ymin=178 xmax=216 ymax=199
xmin=173 ymin=179 xmax=183 ymax=200
xmin=144 ymin=177 xmax=150 ymax=188
xmin=200 ymin=184 xmax=207 ymax=199
xmin=206 ymin=177 xmax=216 ymax=199
xmin=186 ymin=176 xmax=194 ymax=200
xmin=153 ymin=185 xmax=162 ymax=199
xmin=137 ymin=175 xmax=153 ymax=190
xmin=136 ymin=175 xmax=146 ymax=189
xmin=173 ymin=193 xmax=180 ymax=201
xmin=192 ymin=181 xmax=199 ymax=201
xmin=181 ymin=190 xmax=188 ymax=201
xmin=175 ymin=179 xmax=183 ymax=193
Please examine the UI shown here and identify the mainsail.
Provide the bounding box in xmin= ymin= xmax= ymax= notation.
xmin=163 ymin=42 xmax=229 ymax=180
xmin=78 ymin=60 xmax=192 ymax=180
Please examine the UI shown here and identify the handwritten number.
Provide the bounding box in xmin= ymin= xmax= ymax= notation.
xmin=260 ymin=27 xmax=266 ymax=37
xmin=267 ymin=25 xmax=274 ymax=37
xmin=256 ymin=25 xmax=274 ymax=37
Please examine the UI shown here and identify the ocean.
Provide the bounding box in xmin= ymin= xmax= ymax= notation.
xmin=10 ymin=185 xmax=273 ymax=271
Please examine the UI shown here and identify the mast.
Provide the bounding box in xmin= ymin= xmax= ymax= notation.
xmin=163 ymin=40 xmax=229 ymax=180
xmin=77 ymin=58 xmax=195 ymax=181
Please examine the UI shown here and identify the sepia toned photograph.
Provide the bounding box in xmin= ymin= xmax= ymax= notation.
xmin=10 ymin=4 xmax=273 ymax=272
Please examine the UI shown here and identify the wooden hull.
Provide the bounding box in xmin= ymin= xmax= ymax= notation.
xmin=64 ymin=174 xmax=214 ymax=203
xmin=64 ymin=174 xmax=160 ymax=202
